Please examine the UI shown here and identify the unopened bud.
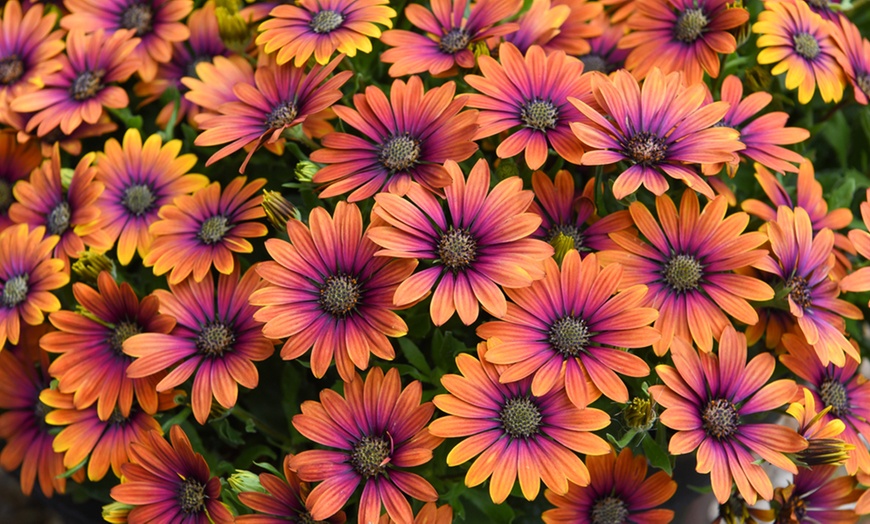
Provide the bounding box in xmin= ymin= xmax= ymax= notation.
xmin=745 ymin=65 xmax=773 ymax=93
xmin=796 ymin=438 xmax=853 ymax=467
xmin=215 ymin=0 xmax=242 ymax=13
xmin=228 ymin=470 xmax=266 ymax=494
xmin=472 ymin=41 xmax=490 ymax=60
xmin=60 ymin=168 xmax=75 ymax=191
xmin=727 ymin=0 xmax=751 ymax=48
xmin=102 ymin=501 xmax=132 ymax=524
xmin=262 ymin=190 xmax=296 ymax=231
xmin=550 ymin=233 xmax=575 ymax=265
xmin=216 ymin=6 xmax=251 ymax=52
xmin=71 ymin=252 xmax=114 ymax=285
xmin=624 ymin=397 xmax=656 ymax=431
xmin=494 ymin=159 xmax=519 ymax=180
xmin=295 ymin=160 xmax=319 ymax=182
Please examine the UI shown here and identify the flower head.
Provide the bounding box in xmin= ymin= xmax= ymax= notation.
xmin=542 ymin=0 xmax=605 ymax=56
xmin=840 ymin=188 xmax=870 ymax=297
xmin=0 ymin=131 xmax=41 ymax=231
xmin=772 ymin=465 xmax=863 ymax=524
xmin=378 ymin=503 xmax=453 ymax=524
xmin=832 ymin=15 xmax=870 ymax=105
xmin=578 ymin=14 xmax=631 ymax=73
xmin=505 ymin=0 xmax=572 ymax=53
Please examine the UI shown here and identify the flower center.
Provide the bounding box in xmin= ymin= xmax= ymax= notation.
xmin=265 ymin=101 xmax=298 ymax=129
xmin=122 ymin=183 xmax=157 ymax=216
xmin=439 ymin=27 xmax=471 ymax=54
xmin=196 ymin=321 xmax=235 ymax=356
xmin=591 ymin=496 xmax=630 ymax=524
xmin=108 ymin=407 xmax=130 ymax=426
xmin=2 ymin=274 xmax=29 ymax=308
xmin=787 ymin=275 xmax=812 ymax=309
xmin=120 ymin=3 xmax=154 ymax=36
xmin=198 ymin=215 xmax=230 ymax=245
xmin=0 ymin=55 xmax=24 ymax=85
xmin=819 ymin=378 xmax=848 ymax=416
xmin=545 ymin=223 xmax=584 ymax=250
xmin=580 ymin=53 xmax=610 ymax=73
xmin=662 ymin=254 xmax=703 ymax=292
xmin=548 ymin=316 xmax=591 ymax=357
xmin=857 ymin=74 xmax=870 ymax=98
xmin=793 ymin=32 xmax=821 ymax=60
xmin=319 ymin=273 xmax=361 ymax=317
xmin=0 ymin=180 xmax=12 ymax=214
xmin=178 ymin=477 xmax=206 ymax=514
xmin=626 ymin=131 xmax=668 ymax=165
xmin=310 ymin=9 xmax=344 ymax=34
xmin=47 ymin=201 xmax=71 ymax=236
xmin=379 ymin=133 xmax=421 ymax=173
xmin=350 ymin=435 xmax=390 ymax=478
xmin=437 ymin=227 xmax=477 ymax=271
xmin=499 ymin=397 xmax=542 ymax=439
xmin=109 ymin=320 xmax=142 ymax=354
xmin=185 ymin=55 xmax=211 ymax=80
xmin=702 ymin=398 xmax=740 ymax=440
xmin=70 ymin=69 xmax=105 ymax=101
xmin=674 ymin=8 xmax=708 ymax=43
xmin=520 ymin=98 xmax=558 ymax=131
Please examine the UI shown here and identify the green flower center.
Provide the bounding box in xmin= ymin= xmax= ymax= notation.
xmin=674 ymin=8 xmax=708 ymax=43
xmin=2 ymin=274 xmax=29 ymax=308
xmin=787 ymin=275 xmax=812 ymax=309
xmin=626 ymin=131 xmax=668 ymax=166
xmin=663 ymin=254 xmax=703 ymax=293
xmin=548 ymin=316 xmax=591 ymax=357
xmin=109 ymin=320 xmax=143 ymax=354
xmin=379 ymin=133 xmax=421 ymax=173
xmin=437 ymin=227 xmax=477 ymax=271
xmin=546 ymin=223 xmax=584 ymax=250
xmin=580 ymin=53 xmax=610 ymax=73
xmin=521 ymin=98 xmax=558 ymax=131
xmin=591 ymin=496 xmax=630 ymax=524
xmin=70 ymin=69 xmax=105 ymax=101
xmin=0 ymin=55 xmax=24 ymax=86
xmin=198 ymin=215 xmax=230 ymax=245
xmin=439 ymin=27 xmax=471 ymax=54
xmin=196 ymin=321 xmax=235 ymax=356
xmin=350 ymin=435 xmax=391 ymax=478
xmin=120 ymin=3 xmax=154 ymax=36
xmin=499 ymin=397 xmax=542 ymax=439
xmin=819 ymin=378 xmax=848 ymax=416
xmin=319 ymin=273 xmax=361 ymax=317
xmin=48 ymin=201 xmax=71 ymax=236
xmin=702 ymin=398 xmax=740 ymax=440
xmin=266 ymin=101 xmax=298 ymax=129
xmin=122 ymin=183 xmax=156 ymax=216
xmin=310 ymin=9 xmax=344 ymax=34
xmin=0 ymin=180 xmax=12 ymax=213
xmin=793 ymin=32 xmax=821 ymax=60
xmin=178 ymin=477 xmax=206 ymax=514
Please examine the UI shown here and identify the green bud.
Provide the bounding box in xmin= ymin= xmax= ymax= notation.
xmin=216 ymin=6 xmax=251 ymax=52
xmin=295 ymin=160 xmax=319 ymax=182
xmin=623 ymin=397 xmax=656 ymax=431
xmin=262 ymin=190 xmax=296 ymax=231
xmin=102 ymin=502 xmax=133 ymax=524
xmin=550 ymin=233 xmax=575 ymax=265
xmin=60 ymin=168 xmax=75 ymax=191
xmin=71 ymin=251 xmax=114 ymax=285
xmin=796 ymin=438 xmax=854 ymax=467
xmin=228 ymin=470 xmax=266 ymax=494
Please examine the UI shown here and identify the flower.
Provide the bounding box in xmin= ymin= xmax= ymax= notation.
xmin=95 ymin=128 xmax=208 ymax=265
xmin=380 ymin=0 xmax=522 ymax=77
xmin=0 ymin=224 xmax=68 ymax=347
xmin=0 ymin=131 xmax=41 ymax=232
xmin=368 ymin=159 xmax=553 ymax=325
xmin=465 ymin=42 xmax=589 ymax=170
xmin=753 ymin=0 xmax=847 ymax=104
xmin=143 ymin=176 xmax=268 ymax=284
xmin=477 ymin=251 xmax=659 ymax=408
xmin=9 ymin=29 xmax=140 ymax=137
xmin=832 ymin=15 xmax=870 ymax=105
xmin=599 ymin=190 xmax=773 ymax=354
xmin=290 ymin=367 xmax=441 ymax=523
xmin=61 ymin=0 xmax=193 ymax=82
xmin=250 ymin=202 xmax=415 ymax=382
xmin=378 ymin=502 xmax=452 ymax=524
xmin=181 ymin=54 xmax=254 ymax=125
xmin=543 ymin=0 xmax=605 ymax=56
xmin=650 ymin=326 xmax=806 ymax=504
xmin=571 ymin=68 xmax=744 ymax=200
xmin=505 ymin=0 xmax=571 ymax=53
xmin=40 ymin=271 xmax=176 ymax=421
xmin=236 ymin=455 xmax=346 ymax=523
xmin=787 ymin=387 xmax=852 ymax=467
xmin=194 ymin=56 xmax=351 ymax=172
xmin=311 ymin=75 xmax=478 ymax=201
xmin=110 ymin=425 xmax=234 ymax=524
xmin=429 ymin=342 xmax=611 ymax=503
xmin=124 ymin=266 xmax=275 ymax=425
xmin=840 ymin=188 xmax=870 ymax=297
xmin=618 ymin=0 xmax=749 ymax=83
xmin=256 ymin=0 xmax=396 ymax=66
xmin=541 ymin=447 xmax=677 ymax=524
xmin=577 ymin=14 xmax=631 ymax=73
xmin=772 ymin=465 xmax=863 ymax=524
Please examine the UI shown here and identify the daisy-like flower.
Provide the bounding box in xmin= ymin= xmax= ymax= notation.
xmin=9 ymin=148 xmax=111 ymax=268
xmin=95 ymin=129 xmax=208 ymax=265
xmin=61 ymin=0 xmax=193 ymax=82
xmin=290 ymin=367 xmax=441 ymax=523
xmin=41 ymin=388 xmax=178 ymax=481
xmin=618 ymin=0 xmax=749 ymax=83
xmin=543 ymin=0 xmax=605 ymax=56
xmin=0 ymin=131 xmax=41 ymax=231
xmin=40 ymin=271 xmax=176 ymax=421
xmin=311 ymin=75 xmax=478 ymax=201
xmin=378 ymin=503 xmax=452 ymax=524
xmin=237 ymin=455 xmax=346 ymax=523
xmin=9 ymin=29 xmax=140 ymax=137
xmin=787 ymin=387 xmax=852 ymax=467
xmin=758 ymin=206 xmax=862 ymax=366
xmin=251 ymin=202 xmax=415 ymax=382
xmin=182 ymin=54 xmax=254 ymax=125
xmin=124 ymin=266 xmax=274 ymax=425
xmin=110 ymin=425 xmax=233 ymax=524
xmin=650 ymin=326 xmax=806 ymax=504
xmin=571 ymin=68 xmax=744 ymax=200
xmin=505 ymin=0 xmax=571 ymax=53
xmin=753 ymin=0 xmax=847 ymax=104
xmin=256 ymin=0 xmax=396 ymax=66
xmin=577 ymin=14 xmax=630 ymax=74
xmin=429 ymin=342 xmax=611 ymax=504
xmin=477 ymin=251 xmax=659 ymax=408
xmin=780 ymin=333 xmax=870 ymax=475
xmin=773 ymin=465 xmax=863 ymax=524
xmin=143 ymin=176 xmax=267 ymax=284
xmin=195 ymin=56 xmax=351 ymax=173
xmin=841 ymin=188 xmax=870 ymax=297
xmin=380 ymin=0 xmax=522 ymax=77
xmin=542 ymin=447 xmax=677 ymax=524
xmin=0 ymin=224 xmax=68 ymax=347
xmin=599 ymin=190 xmax=773 ymax=354
xmin=465 ymin=42 xmax=589 ymax=170
xmin=368 ymin=159 xmax=553 ymax=326
xmin=832 ymin=15 xmax=870 ymax=105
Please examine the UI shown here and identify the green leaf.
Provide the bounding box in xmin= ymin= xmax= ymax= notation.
xmin=607 ymin=429 xmax=638 ymax=449
xmin=160 ymin=406 xmax=191 ymax=432
xmin=253 ymin=460 xmax=284 ymax=478
xmin=212 ymin=417 xmax=245 ymax=447
xmin=398 ymin=338 xmax=432 ymax=375
xmin=57 ymin=458 xmax=87 ymax=479
xmin=107 ymin=106 xmax=143 ymax=131
xmin=642 ymin=434 xmax=673 ymax=475
xmin=828 ymin=176 xmax=857 ymax=210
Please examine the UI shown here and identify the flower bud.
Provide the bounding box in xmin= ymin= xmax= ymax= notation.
xmin=72 ymin=252 xmax=114 ymax=285
xmin=262 ymin=190 xmax=296 ymax=231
